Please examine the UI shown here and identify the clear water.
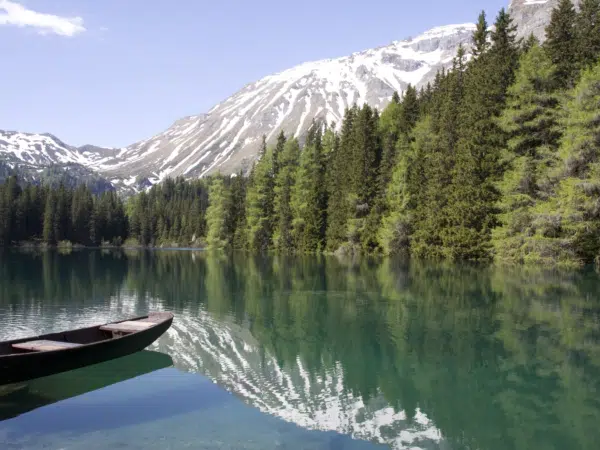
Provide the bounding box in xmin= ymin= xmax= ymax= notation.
xmin=1 ymin=249 xmax=599 ymax=450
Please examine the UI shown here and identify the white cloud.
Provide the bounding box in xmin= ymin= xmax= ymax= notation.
xmin=0 ymin=0 xmax=85 ymax=37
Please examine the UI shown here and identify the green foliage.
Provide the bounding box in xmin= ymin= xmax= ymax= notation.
xmin=273 ymin=138 xmax=300 ymax=251
xmin=0 ymin=177 xmax=127 ymax=247
xmin=4 ymin=2 xmax=592 ymax=265
xmin=245 ymin=147 xmax=275 ymax=252
xmin=126 ymin=177 xmax=208 ymax=246
xmin=472 ymin=10 xmax=490 ymax=58
xmin=291 ymin=122 xmax=328 ymax=252
xmin=493 ymin=44 xmax=563 ymax=263
xmin=545 ymin=0 xmax=578 ymax=88
xmin=205 ymin=176 xmax=231 ymax=249
xmin=577 ymin=0 xmax=600 ymax=70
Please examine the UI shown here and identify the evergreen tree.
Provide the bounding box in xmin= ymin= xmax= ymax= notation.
xmin=441 ymin=9 xmax=519 ymax=260
xmin=291 ymin=121 xmax=328 ymax=252
xmin=515 ymin=61 xmax=600 ymax=265
xmin=245 ymin=148 xmax=275 ymax=251
xmin=492 ymin=43 xmax=562 ymax=262
xmin=576 ymin=0 xmax=600 ymax=69
xmin=412 ymin=48 xmax=467 ymax=258
xmin=273 ymin=138 xmax=300 ymax=251
xmin=43 ymin=191 xmax=56 ymax=244
xmin=228 ymin=172 xmax=248 ymax=249
xmin=472 ymin=10 xmax=490 ymax=58
xmin=545 ymin=0 xmax=578 ymax=88
xmin=205 ymin=176 xmax=231 ymax=249
xmin=326 ymin=106 xmax=357 ymax=251
xmin=379 ymin=127 xmax=426 ymax=255
xmin=272 ymin=130 xmax=286 ymax=178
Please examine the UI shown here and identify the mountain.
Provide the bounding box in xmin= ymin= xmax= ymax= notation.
xmin=509 ymin=0 xmax=581 ymax=40
xmin=1 ymin=0 xmax=563 ymax=191
xmin=149 ymin=309 xmax=445 ymax=449
xmin=0 ymin=130 xmax=146 ymax=193
xmin=101 ymin=24 xmax=477 ymax=182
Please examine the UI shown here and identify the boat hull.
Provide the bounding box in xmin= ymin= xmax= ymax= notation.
xmin=0 ymin=314 xmax=173 ymax=386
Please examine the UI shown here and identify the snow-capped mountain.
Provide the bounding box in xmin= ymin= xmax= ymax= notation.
xmin=101 ymin=24 xmax=477 ymax=181
xmin=150 ymin=308 xmax=446 ymax=449
xmin=0 ymin=129 xmax=149 ymax=192
xmin=0 ymin=130 xmax=113 ymax=168
xmin=1 ymin=0 xmax=564 ymax=191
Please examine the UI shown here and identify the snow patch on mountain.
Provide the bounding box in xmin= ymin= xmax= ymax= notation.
xmin=96 ymin=23 xmax=476 ymax=182
xmin=150 ymin=308 xmax=447 ymax=449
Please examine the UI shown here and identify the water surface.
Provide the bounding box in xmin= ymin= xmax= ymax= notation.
xmin=1 ymin=250 xmax=599 ymax=449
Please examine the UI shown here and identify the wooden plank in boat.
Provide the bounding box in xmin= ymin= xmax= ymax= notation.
xmin=12 ymin=340 xmax=83 ymax=352
xmin=100 ymin=321 xmax=154 ymax=333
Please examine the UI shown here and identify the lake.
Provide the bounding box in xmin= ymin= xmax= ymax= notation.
xmin=0 ymin=249 xmax=599 ymax=449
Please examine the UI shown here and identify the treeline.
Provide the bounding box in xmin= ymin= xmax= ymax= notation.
xmin=0 ymin=177 xmax=126 ymax=246
xmin=2 ymin=1 xmax=599 ymax=266
xmin=200 ymin=1 xmax=600 ymax=266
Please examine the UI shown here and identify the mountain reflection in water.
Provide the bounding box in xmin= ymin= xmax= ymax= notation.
xmin=1 ymin=249 xmax=600 ymax=450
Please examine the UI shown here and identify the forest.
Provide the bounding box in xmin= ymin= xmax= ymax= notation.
xmin=0 ymin=0 xmax=599 ymax=266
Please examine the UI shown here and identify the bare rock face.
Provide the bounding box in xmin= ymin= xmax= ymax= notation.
xmin=509 ymin=0 xmax=579 ymax=41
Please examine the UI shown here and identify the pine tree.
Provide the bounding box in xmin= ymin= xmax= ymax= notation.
xmin=440 ymin=8 xmax=519 ymax=260
xmin=379 ymin=127 xmax=426 ymax=255
xmin=492 ymin=43 xmax=562 ymax=262
xmin=522 ymin=33 xmax=540 ymax=53
xmin=347 ymin=105 xmax=382 ymax=251
xmin=545 ymin=0 xmax=578 ymax=88
xmin=43 ymin=191 xmax=56 ymax=244
xmin=411 ymin=48 xmax=466 ymax=258
xmin=273 ymin=138 xmax=300 ymax=251
xmin=205 ymin=176 xmax=231 ymax=249
xmin=576 ymin=0 xmax=600 ymax=69
xmin=291 ymin=121 xmax=328 ymax=252
xmin=245 ymin=147 xmax=275 ymax=251
xmin=472 ymin=10 xmax=490 ymax=58
xmin=326 ymin=106 xmax=357 ymax=251
xmin=227 ymin=172 xmax=248 ymax=249
xmin=272 ymin=130 xmax=286 ymax=178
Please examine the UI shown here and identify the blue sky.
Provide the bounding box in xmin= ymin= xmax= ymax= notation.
xmin=1 ymin=0 xmax=508 ymax=148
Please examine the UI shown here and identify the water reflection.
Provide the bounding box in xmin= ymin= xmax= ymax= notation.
xmin=0 ymin=350 xmax=173 ymax=421
xmin=1 ymin=250 xmax=600 ymax=449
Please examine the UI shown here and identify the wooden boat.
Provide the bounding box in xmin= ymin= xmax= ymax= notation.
xmin=0 ymin=312 xmax=173 ymax=386
xmin=0 ymin=350 xmax=174 ymax=421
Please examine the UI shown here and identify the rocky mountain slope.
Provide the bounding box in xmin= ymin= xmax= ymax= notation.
xmin=1 ymin=0 xmax=562 ymax=192
xmin=509 ymin=0 xmax=579 ymax=40
xmin=103 ymin=23 xmax=476 ymax=181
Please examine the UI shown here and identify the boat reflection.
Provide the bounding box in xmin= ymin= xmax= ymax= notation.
xmin=0 ymin=350 xmax=173 ymax=421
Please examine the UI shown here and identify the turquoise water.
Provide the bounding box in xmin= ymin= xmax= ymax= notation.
xmin=1 ymin=250 xmax=599 ymax=449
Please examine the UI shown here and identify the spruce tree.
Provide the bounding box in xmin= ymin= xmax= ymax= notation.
xmin=472 ymin=10 xmax=490 ymax=58
xmin=441 ymin=8 xmax=519 ymax=260
xmin=273 ymin=138 xmax=300 ymax=251
xmin=545 ymin=0 xmax=578 ymax=88
xmin=576 ymin=0 xmax=600 ymax=69
xmin=43 ymin=191 xmax=56 ymax=244
xmin=326 ymin=106 xmax=357 ymax=251
xmin=245 ymin=147 xmax=275 ymax=251
xmin=291 ymin=121 xmax=328 ymax=252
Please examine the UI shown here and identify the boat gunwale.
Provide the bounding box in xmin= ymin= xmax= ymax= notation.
xmin=0 ymin=312 xmax=174 ymax=359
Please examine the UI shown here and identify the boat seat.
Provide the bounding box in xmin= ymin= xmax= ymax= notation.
xmin=12 ymin=340 xmax=83 ymax=352
xmin=99 ymin=321 xmax=154 ymax=333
